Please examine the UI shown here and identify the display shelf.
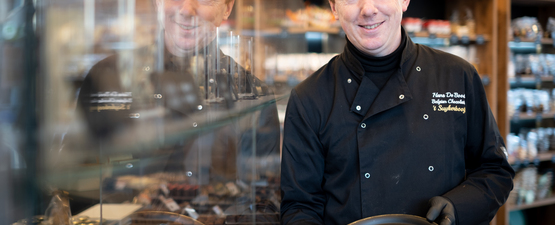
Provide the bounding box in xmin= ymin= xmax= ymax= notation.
xmin=509 ymin=75 xmax=554 ymax=84
xmin=408 ymin=32 xmax=490 ymax=47
xmin=510 ymin=111 xmax=555 ymax=121
xmin=409 ymin=32 xmax=490 ymax=42
xmin=508 ymin=151 xmax=555 ymax=165
xmin=509 ymin=38 xmax=555 ymax=52
xmin=509 ymin=37 xmax=553 ymax=45
xmin=507 ymin=196 xmax=555 ymax=211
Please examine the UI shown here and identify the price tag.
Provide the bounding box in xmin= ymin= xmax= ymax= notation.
xmin=408 ymin=32 xmax=416 ymax=38
xmin=429 ymin=33 xmax=437 ymax=39
xmin=160 ymin=184 xmax=170 ymax=196
xmin=535 ymin=36 xmax=542 ymax=45
xmin=159 ymin=196 xmax=180 ymax=212
xmin=476 ymin=35 xmax=485 ymax=45
xmin=461 ymin=35 xmax=470 ymax=45
xmin=184 ymin=205 xmax=199 ymax=219
xmin=514 ymin=37 xmax=521 ymax=43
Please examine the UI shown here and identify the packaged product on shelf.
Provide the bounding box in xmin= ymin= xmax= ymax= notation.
xmin=449 ymin=8 xmax=476 ymax=37
xmin=527 ymin=131 xmax=539 ymax=159
xmin=512 ymin=17 xmax=544 ymax=39
xmin=401 ymin=17 xmax=423 ymax=33
xmin=536 ymin=170 xmax=553 ymax=200
xmin=511 ymin=166 xmax=538 ymax=205
xmin=547 ymin=17 xmax=555 ymax=38
xmin=423 ymin=20 xmax=451 ymax=35
xmin=510 ymin=167 xmax=554 ymax=206
xmin=536 ymin=128 xmax=550 ymax=152
xmin=512 ymin=53 xmax=555 ymax=77
xmin=464 ymin=8 xmax=476 ymax=37
xmin=450 ymin=10 xmax=460 ymax=36
xmin=284 ymin=5 xmax=338 ymax=29
xmin=508 ymin=89 xmax=552 ymax=115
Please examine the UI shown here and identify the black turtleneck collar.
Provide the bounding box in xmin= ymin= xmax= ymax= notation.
xmin=346 ymin=31 xmax=407 ymax=90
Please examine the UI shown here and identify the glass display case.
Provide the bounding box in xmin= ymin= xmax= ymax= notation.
xmin=1 ymin=0 xmax=286 ymax=224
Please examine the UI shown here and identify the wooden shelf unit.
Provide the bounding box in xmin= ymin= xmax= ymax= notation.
xmin=498 ymin=0 xmax=555 ymax=224
xmin=508 ymin=197 xmax=555 ymax=211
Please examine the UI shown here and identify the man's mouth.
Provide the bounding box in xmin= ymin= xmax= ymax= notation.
xmin=360 ymin=21 xmax=384 ymax=29
xmin=177 ymin=24 xmax=197 ymax=30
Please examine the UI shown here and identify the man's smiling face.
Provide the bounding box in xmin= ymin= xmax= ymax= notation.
xmin=329 ymin=0 xmax=410 ymax=57
xmin=157 ymin=0 xmax=234 ymax=56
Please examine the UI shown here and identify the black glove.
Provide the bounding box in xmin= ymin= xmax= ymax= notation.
xmin=426 ymin=196 xmax=456 ymax=225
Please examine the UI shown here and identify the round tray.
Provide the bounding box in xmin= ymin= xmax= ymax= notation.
xmin=348 ymin=214 xmax=438 ymax=225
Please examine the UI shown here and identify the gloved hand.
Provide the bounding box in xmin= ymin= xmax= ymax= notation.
xmin=426 ymin=196 xmax=456 ymax=225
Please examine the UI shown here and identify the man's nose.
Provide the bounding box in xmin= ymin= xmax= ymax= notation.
xmin=178 ymin=0 xmax=198 ymax=17
xmin=360 ymin=0 xmax=378 ymax=17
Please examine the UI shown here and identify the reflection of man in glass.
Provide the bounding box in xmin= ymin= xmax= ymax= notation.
xmin=159 ymin=0 xmax=234 ymax=56
xmin=75 ymin=0 xmax=280 ymax=220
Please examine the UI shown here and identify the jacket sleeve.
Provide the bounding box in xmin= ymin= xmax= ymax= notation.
xmin=280 ymin=89 xmax=326 ymax=225
xmin=442 ymin=69 xmax=515 ymax=225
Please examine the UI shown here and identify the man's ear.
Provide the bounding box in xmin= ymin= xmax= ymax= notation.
xmin=223 ymin=0 xmax=236 ymax=20
xmin=329 ymin=0 xmax=338 ymax=20
xmin=401 ymin=0 xmax=411 ymax=12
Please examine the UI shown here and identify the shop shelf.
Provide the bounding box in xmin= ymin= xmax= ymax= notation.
xmin=508 ymin=151 xmax=555 ymax=165
xmin=509 ymin=75 xmax=554 ymax=85
xmin=409 ymin=32 xmax=489 ymax=47
xmin=507 ymin=196 xmax=555 ymax=211
xmin=511 ymin=111 xmax=555 ymax=121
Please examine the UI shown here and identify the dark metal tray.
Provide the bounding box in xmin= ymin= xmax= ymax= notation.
xmin=348 ymin=214 xmax=438 ymax=225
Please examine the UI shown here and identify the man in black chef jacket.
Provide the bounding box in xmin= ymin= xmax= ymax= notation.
xmin=76 ymin=0 xmax=279 ymax=192
xmin=280 ymin=0 xmax=515 ymax=225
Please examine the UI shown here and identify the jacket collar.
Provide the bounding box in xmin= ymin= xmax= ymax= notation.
xmin=340 ymin=27 xmax=416 ymax=82
xmin=344 ymin=27 xmax=416 ymax=119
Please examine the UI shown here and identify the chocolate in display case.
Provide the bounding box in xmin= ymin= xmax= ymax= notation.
xmin=1 ymin=0 xmax=281 ymax=224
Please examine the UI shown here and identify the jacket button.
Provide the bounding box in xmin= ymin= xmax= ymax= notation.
xmin=364 ymin=173 xmax=371 ymax=179
xmin=361 ymin=123 xmax=366 ymax=128
xmin=348 ymin=78 xmax=352 ymax=83
xmin=356 ymin=105 xmax=361 ymax=111
xmin=423 ymin=114 xmax=429 ymax=120
xmin=198 ymin=105 xmax=203 ymax=110
xmin=193 ymin=122 xmax=198 ymax=127
xmin=428 ymin=166 xmax=434 ymax=172
xmin=399 ymin=94 xmax=405 ymax=100
xmin=416 ymin=66 xmax=421 ymax=71
xmin=187 ymin=171 xmax=193 ymax=177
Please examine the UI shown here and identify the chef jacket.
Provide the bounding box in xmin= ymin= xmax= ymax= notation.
xmin=280 ymin=32 xmax=515 ymax=225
